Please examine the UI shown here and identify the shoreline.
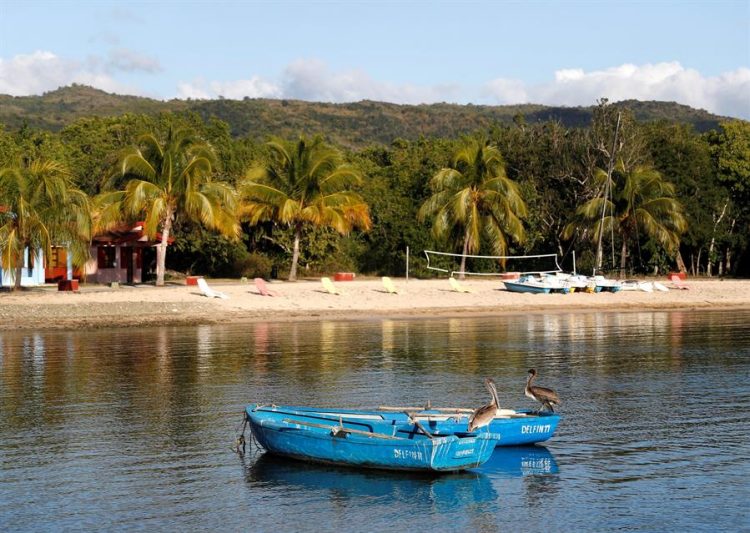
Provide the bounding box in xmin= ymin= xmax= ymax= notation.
xmin=1 ymin=277 xmax=749 ymax=331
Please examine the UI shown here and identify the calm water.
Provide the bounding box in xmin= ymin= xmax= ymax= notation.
xmin=1 ymin=310 xmax=749 ymax=531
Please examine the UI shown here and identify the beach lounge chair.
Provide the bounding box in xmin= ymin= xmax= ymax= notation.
xmin=653 ymin=281 xmax=669 ymax=292
xmin=321 ymin=277 xmax=343 ymax=295
xmin=449 ymin=277 xmax=472 ymax=293
xmin=670 ymin=274 xmax=690 ymax=290
xmin=197 ymin=278 xmax=229 ymax=299
xmin=382 ymin=276 xmax=399 ymax=294
xmin=254 ymin=277 xmax=279 ymax=297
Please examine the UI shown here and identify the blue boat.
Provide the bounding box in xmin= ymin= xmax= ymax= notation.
xmin=245 ymin=405 xmax=500 ymax=472
xmin=246 ymin=404 xmax=560 ymax=447
xmin=503 ymin=275 xmax=553 ymax=294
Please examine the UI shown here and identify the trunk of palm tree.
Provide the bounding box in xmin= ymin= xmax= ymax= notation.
xmin=459 ymin=231 xmax=470 ymax=280
xmin=155 ymin=208 xmax=173 ymax=287
xmin=619 ymin=238 xmax=628 ymax=278
xmin=14 ymin=261 xmax=22 ymax=291
xmin=707 ymin=201 xmax=728 ymax=277
xmin=726 ymin=218 xmax=736 ymax=274
xmin=594 ymin=245 xmax=603 ymax=276
xmin=288 ymin=224 xmax=301 ymax=281
xmin=675 ymin=250 xmax=687 ymax=274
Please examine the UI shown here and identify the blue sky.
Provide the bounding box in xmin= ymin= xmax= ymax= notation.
xmin=1 ymin=1 xmax=748 ymax=118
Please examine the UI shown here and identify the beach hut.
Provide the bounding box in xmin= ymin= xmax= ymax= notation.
xmin=83 ymin=222 xmax=173 ymax=285
xmin=0 ymin=247 xmax=45 ymax=288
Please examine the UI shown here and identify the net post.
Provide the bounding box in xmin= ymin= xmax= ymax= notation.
xmin=406 ymin=246 xmax=409 ymax=284
xmin=573 ymin=250 xmax=576 ymax=275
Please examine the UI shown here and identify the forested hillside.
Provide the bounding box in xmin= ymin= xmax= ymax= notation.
xmin=0 ymin=85 xmax=728 ymax=148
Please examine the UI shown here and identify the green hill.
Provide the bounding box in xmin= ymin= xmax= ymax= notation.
xmin=0 ymin=85 xmax=729 ymax=148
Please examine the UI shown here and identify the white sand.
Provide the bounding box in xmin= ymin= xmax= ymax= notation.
xmin=1 ymin=277 xmax=748 ymax=330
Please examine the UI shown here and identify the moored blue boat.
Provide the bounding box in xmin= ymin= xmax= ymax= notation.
xmin=246 ymin=404 xmax=560 ymax=447
xmin=245 ymin=405 xmax=500 ymax=472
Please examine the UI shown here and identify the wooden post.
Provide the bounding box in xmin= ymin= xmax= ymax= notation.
xmin=406 ymin=246 xmax=409 ymax=283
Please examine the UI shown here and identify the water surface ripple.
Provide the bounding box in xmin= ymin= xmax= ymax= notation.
xmin=1 ymin=310 xmax=749 ymax=531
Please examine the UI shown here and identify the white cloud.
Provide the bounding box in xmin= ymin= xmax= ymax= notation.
xmin=0 ymin=50 xmax=148 ymax=96
xmin=280 ymin=59 xmax=461 ymax=104
xmin=482 ymin=78 xmax=528 ymax=105
xmin=177 ymin=76 xmax=281 ymax=100
xmin=106 ymin=48 xmax=162 ymax=74
xmin=484 ymin=62 xmax=750 ymax=118
xmin=176 ymin=59 xmax=461 ymax=104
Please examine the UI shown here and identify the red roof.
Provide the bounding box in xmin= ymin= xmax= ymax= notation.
xmin=93 ymin=222 xmax=174 ymax=245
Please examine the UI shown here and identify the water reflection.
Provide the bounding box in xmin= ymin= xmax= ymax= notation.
xmin=480 ymin=445 xmax=558 ymax=477
xmin=245 ymin=453 xmax=498 ymax=508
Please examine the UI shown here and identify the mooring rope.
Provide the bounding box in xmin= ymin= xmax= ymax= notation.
xmin=233 ymin=411 xmax=249 ymax=455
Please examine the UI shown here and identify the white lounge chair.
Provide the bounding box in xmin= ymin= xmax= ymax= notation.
xmin=321 ymin=277 xmax=343 ymax=295
xmin=449 ymin=277 xmax=472 ymax=293
xmin=197 ymin=278 xmax=229 ymax=299
xmin=653 ymin=281 xmax=669 ymax=292
xmin=382 ymin=276 xmax=399 ymax=294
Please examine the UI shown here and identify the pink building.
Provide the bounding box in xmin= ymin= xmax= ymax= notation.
xmin=84 ymin=223 xmax=171 ymax=284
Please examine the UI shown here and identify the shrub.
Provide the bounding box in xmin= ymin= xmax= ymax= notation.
xmin=234 ymin=253 xmax=273 ymax=279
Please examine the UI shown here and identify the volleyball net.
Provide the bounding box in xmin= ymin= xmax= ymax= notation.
xmin=423 ymin=250 xmax=563 ymax=277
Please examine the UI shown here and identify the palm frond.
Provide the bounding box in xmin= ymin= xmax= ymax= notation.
xmin=121 ymin=151 xmax=157 ymax=181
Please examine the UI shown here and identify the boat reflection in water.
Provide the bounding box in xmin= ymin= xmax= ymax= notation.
xmin=477 ymin=445 xmax=558 ymax=477
xmin=244 ymin=446 xmax=556 ymax=510
xmin=246 ymin=453 xmax=498 ymax=508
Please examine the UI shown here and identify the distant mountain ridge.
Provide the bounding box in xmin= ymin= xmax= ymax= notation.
xmin=0 ymin=85 xmax=732 ymax=148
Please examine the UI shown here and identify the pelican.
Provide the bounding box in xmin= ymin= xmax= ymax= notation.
xmin=468 ymin=378 xmax=500 ymax=432
xmin=525 ymin=368 xmax=561 ymax=412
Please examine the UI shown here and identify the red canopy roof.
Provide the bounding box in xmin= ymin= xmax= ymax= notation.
xmin=92 ymin=222 xmax=174 ymax=246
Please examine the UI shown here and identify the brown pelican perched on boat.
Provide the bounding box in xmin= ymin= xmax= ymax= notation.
xmin=468 ymin=378 xmax=500 ymax=432
xmin=525 ymin=368 xmax=561 ymax=412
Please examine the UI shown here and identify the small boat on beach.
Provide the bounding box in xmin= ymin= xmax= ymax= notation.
xmin=246 ymin=404 xmax=560 ymax=448
xmin=592 ymin=275 xmax=622 ymax=293
xmin=245 ymin=404 xmax=500 ymax=472
xmin=503 ymin=274 xmax=554 ymax=294
xmin=548 ymin=272 xmax=592 ymax=293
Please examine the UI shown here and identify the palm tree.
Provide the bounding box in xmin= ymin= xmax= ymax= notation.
xmin=563 ymin=161 xmax=687 ymax=274
xmin=0 ymin=158 xmax=92 ymax=290
xmin=239 ymin=136 xmax=371 ymax=281
xmin=100 ymin=126 xmax=238 ymax=286
xmin=418 ymin=137 xmax=527 ymax=278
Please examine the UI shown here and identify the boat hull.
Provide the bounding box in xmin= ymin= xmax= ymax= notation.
xmin=247 ymin=413 xmax=499 ymax=472
xmin=246 ymin=404 xmax=560 ymax=446
xmin=503 ymin=281 xmax=551 ymax=294
xmin=422 ymin=412 xmax=560 ymax=445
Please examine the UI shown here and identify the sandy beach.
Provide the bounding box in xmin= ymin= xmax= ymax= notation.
xmin=1 ymin=277 xmax=749 ymax=330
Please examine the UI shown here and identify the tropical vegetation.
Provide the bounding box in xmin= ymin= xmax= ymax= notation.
xmin=239 ymin=136 xmax=371 ymax=281
xmin=0 ymin=89 xmax=748 ymax=287
xmin=418 ymin=137 xmax=527 ymax=278
xmin=98 ymin=126 xmax=239 ymax=286
xmin=563 ymin=162 xmax=687 ymax=275
xmin=0 ymin=157 xmax=92 ymax=289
